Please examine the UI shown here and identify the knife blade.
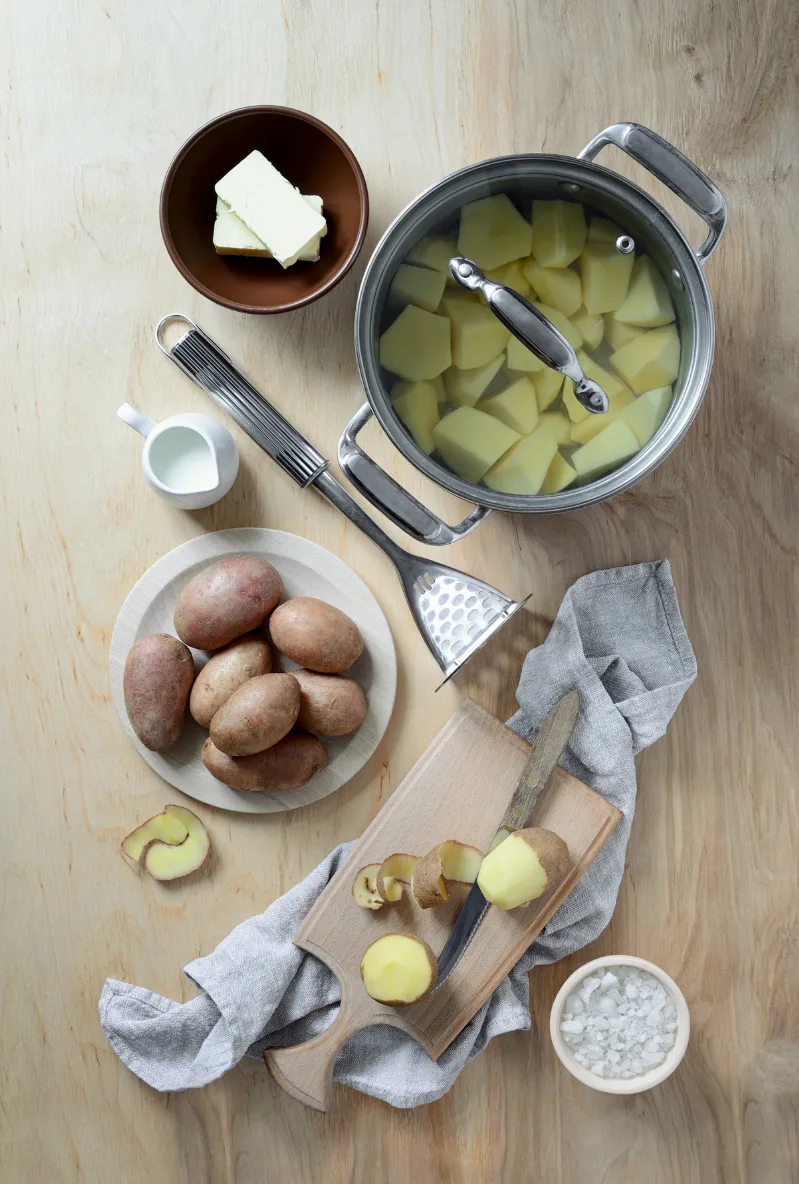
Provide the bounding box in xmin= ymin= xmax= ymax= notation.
xmin=435 ymin=690 xmax=580 ymax=986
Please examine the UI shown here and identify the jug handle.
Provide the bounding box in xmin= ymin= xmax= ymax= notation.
xmin=118 ymin=403 xmax=156 ymax=438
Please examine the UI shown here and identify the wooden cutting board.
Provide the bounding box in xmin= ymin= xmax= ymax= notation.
xmin=265 ymin=700 xmax=621 ymax=1110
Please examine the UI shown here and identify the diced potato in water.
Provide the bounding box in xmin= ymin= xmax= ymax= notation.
xmin=609 ymin=325 xmax=681 ymax=393
xmin=571 ymin=420 xmax=640 ymax=481
xmin=389 ymin=263 xmax=447 ymax=313
xmin=613 ymin=256 xmax=675 ymax=327
xmin=605 ymin=314 xmax=645 ymax=351
xmin=406 ymin=235 xmax=458 ymax=273
xmin=432 ymin=407 xmax=520 ymax=484
xmin=442 ymin=297 xmax=511 ymax=369
xmin=485 ymin=260 xmax=531 ymax=295
xmin=540 ymin=451 xmax=578 ymax=493
xmin=587 ymin=216 xmax=623 ymax=245
xmin=619 ymin=386 xmax=672 ymax=446
xmin=571 ymin=308 xmax=604 ymax=351
xmin=429 ymin=373 xmax=446 ymax=403
xmin=380 ymin=305 xmax=452 ymax=380
xmin=483 ymin=427 xmax=558 ymax=495
xmin=481 ymin=377 xmax=539 ymax=435
xmin=578 ymin=350 xmax=631 ymax=401
xmin=530 ymin=201 xmax=587 ymax=268
xmin=569 ymin=386 xmax=635 ymax=444
xmin=579 ymin=245 xmax=635 ymax=314
xmin=457 ymin=194 xmax=533 ymax=271
xmin=523 ymin=262 xmax=582 ymax=316
xmin=391 ymin=381 xmax=440 ymax=454
xmin=537 ymin=410 xmax=572 ymax=444
xmin=443 ymin=354 xmax=505 ymax=406
xmin=507 ymin=334 xmax=545 ymax=373
xmin=532 ymin=302 xmax=583 ymax=349
xmin=533 ymin=366 xmax=565 ymax=411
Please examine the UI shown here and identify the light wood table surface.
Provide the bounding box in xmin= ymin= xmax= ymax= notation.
xmin=2 ymin=2 xmax=797 ymax=1181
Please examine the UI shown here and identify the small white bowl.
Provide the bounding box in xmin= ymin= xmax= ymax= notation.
xmin=549 ymin=955 xmax=690 ymax=1094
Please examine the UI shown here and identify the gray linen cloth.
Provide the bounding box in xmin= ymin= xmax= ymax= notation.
xmin=99 ymin=560 xmax=696 ymax=1107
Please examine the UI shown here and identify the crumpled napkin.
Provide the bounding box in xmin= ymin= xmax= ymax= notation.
xmin=100 ymin=559 xmax=696 ymax=1107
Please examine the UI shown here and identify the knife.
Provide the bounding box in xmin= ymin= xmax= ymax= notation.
xmin=435 ymin=690 xmax=581 ymax=986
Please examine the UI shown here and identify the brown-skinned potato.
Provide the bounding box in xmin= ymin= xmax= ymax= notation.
xmin=123 ymin=633 xmax=194 ymax=751
xmin=269 ymin=598 xmax=364 ymax=673
xmin=292 ymin=670 xmax=367 ymax=736
xmin=189 ymin=636 xmax=273 ymax=728
xmin=209 ymin=673 xmax=300 ymax=756
xmin=174 ymin=555 xmax=283 ymax=650
xmin=201 ymin=733 xmax=326 ymax=791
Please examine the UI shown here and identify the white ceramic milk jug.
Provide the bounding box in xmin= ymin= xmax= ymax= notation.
xmin=118 ymin=403 xmax=239 ymax=509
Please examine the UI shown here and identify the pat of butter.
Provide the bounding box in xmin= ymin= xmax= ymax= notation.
xmin=214 ymin=196 xmax=325 ymax=261
xmin=215 ymin=151 xmax=327 ymax=268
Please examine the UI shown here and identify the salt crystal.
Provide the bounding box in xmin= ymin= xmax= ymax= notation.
xmin=590 ymin=1061 xmax=606 ymax=1077
xmin=598 ymin=997 xmax=618 ymax=1016
xmin=600 ymin=972 xmax=619 ymax=991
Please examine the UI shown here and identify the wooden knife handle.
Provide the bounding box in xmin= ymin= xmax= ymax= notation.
xmin=500 ymin=690 xmax=580 ymax=833
xmin=265 ymin=990 xmax=361 ymax=1112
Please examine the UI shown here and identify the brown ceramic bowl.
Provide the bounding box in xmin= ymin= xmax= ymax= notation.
xmin=160 ymin=107 xmax=369 ymax=314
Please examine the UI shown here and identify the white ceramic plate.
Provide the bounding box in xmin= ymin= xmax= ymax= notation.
xmin=109 ymin=528 xmax=396 ymax=814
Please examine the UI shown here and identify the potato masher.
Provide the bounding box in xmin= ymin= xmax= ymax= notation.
xmin=156 ymin=315 xmax=528 ymax=685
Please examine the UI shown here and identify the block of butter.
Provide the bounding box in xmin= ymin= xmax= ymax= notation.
xmin=213 ymin=195 xmax=325 ymax=261
xmin=215 ymin=151 xmax=327 ymax=268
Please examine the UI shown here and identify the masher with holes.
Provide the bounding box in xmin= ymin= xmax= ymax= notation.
xmin=157 ymin=315 xmax=528 ymax=685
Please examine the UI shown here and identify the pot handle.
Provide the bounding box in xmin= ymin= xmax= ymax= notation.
xmin=578 ymin=123 xmax=727 ymax=265
xmin=338 ymin=404 xmax=490 ymax=546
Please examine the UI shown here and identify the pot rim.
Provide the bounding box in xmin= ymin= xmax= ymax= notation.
xmin=354 ymin=151 xmax=715 ymax=513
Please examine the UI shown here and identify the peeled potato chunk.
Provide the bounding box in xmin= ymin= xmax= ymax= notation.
xmin=443 ymin=353 xmax=505 ymax=407
xmin=506 ymin=334 xmax=545 ymax=373
xmin=537 ymin=410 xmax=572 ymax=444
xmin=481 ymin=377 xmax=539 ymax=435
xmin=411 ymin=847 xmax=450 ymax=908
xmin=533 ymin=366 xmax=565 ymax=411
xmin=605 ymin=313 xmax=645 ymax=352
xmin=122 ymin=805 xmax=210 ymax=882
xmin=439 ymin=840 xmax=484 ymax=884
xmin=441 ymin=296 xmax=511 ymax=369
xmin=532 ymin=302 xmax=583 ymax=349
xmin=530 ymin=200 xmax=587 ymax=268
xmin=571 ymin=420 xmax=640 ymax=482
xmin=406 ymin=235 xmax=458 ymax=273
xmin=483 ymin=426 xmax=558 ymax=495
xmin=352 ymin=863 xmax=385 ymax=910
xmin=571 ymin=308 xmax=604 ymax=351
xmin=609 ymin=324 xmax=681 ymax=394
xmin=613 ymin=256 xmax=675 ymax=327
xmin=569 ymin=385 xmax=635 ymax=445
xmin=485 ymin=259 xmax=532 ymax=295
xmin=619 ymin=385 xmax=672 ymax=446
xmin=524 ymin=262 xmax=582 ymax=316
xmin=587 ymin=216 xmax=623 ymax=245
xmin=360 ymin=934 xmax=438 ymax=1006
xmin=391 ymin=380 xmax=440 ymax=454
xmin=432 ymin=407 xmax=520 ymax=484
xmin=457 ymin=193 xmax=533 ymax=270
xmin=389 ymin=263 xmax=447 ymax=313
xmin=540 ymin=451 xmax=578 ymax=493
xmin=579 ymin=245 xmax=635 ymax=314
xmin=380 ymin=305 xmax=451 ymax=380
xmin=477 ymin=827 xmax=570 ymax=910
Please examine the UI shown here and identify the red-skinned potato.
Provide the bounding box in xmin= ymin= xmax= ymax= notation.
xmin=269 ymin=598 xmax=364 ymax=673
xmin=209 ymin=673 xmax=300 ymax=757
xmin=174 ymin=555 xmax=283 ymax=650
xmin=292 ymin=670 xmax=367 ymax=736
xmin=201 ymin=733 xmax=326 ymax=791
xmin=190 ymin=636 xmax=273 ymax=728
xmin=123 ymin=634 xmax=194 ymax=751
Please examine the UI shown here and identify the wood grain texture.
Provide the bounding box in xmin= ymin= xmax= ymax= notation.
xmin=1 ymin=0 xmax=797 ymax=1181
xmin=265 ymin=700 xmax=620 ymax=1109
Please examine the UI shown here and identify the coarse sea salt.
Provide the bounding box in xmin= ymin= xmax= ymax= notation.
xmin=559 ymin=965 xmax=678 ymax=1079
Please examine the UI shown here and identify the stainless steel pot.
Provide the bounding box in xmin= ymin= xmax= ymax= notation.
xmin=340 ymin=123 xmax=727 ymax=545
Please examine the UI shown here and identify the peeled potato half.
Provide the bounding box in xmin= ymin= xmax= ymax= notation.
xmin=360 ymin=934 xmax=438 ymax=1006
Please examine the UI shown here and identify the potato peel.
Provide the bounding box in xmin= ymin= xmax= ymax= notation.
xmin=352 ymin=863 xmax=385 ymax=910
xmin=121 ymin=805 xmax=210 ymax=882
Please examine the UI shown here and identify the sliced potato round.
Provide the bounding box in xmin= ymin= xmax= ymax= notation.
xmin=439 ymin=840 xmax=484 ymax=884
xmin=352 ymin=863 xmax=384 ymax=910
xmin=376 ymin=852 xmax=419 ymax=902
xmin=411 ymin=848 xmax=450 ymax=909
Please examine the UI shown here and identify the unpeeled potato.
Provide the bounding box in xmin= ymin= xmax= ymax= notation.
xmin=269 ymin=598 xmax=364 ymax=673
xmin=123 ymin=634 xmax=194 ymax=752
xmin=292 ymin=670 xmax=367 ymax=736
xmin=201 ymin=733 xmax=326 ymax=791
xmin=209 ymin=673 xmax=300 ymax=756
xmin=189 ymin=636 xmax=273 ymax=728
xmin=174 ymin=555 xmax=283 ymax=650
